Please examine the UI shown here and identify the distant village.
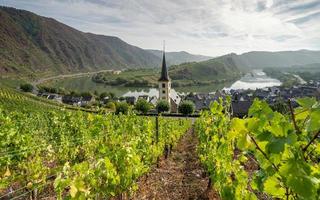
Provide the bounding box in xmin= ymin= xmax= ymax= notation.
xmin=35 ymin=50 xmax=320 ymax=117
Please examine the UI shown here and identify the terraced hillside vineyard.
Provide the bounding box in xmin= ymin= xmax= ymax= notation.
xmin=0 ymin=87 xmax=98 ymax=113
xmin=0 ymin=87 xmax=64 ymax=112
xmin=0 ymin=101 xmax=191 ymax=199
xmin=195 ymin=97 xmax=320 ymax=199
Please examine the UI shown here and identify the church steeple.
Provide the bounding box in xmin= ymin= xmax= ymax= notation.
xmin=158 ymin=41 xmax=171 ymax=103
xmin=158 ymin=42 xmax=169 ymax=82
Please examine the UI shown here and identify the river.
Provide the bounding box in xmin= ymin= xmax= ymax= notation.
xmin=47 ymin=70 xmax=281 ymax=97
xmin=123 ymin=70 xmax=282 ymax=98
xmin=224 ymin=69 xmax=282 ymax=90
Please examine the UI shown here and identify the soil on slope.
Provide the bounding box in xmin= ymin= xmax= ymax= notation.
xmin=130 ymin=128 xmax=220 ymax=200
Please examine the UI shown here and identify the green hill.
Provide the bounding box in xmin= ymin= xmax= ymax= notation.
xmin=215 ymin=50 xmax=320 ymax=71
xmin=170 ymin=50 xmax=320 ymax=83
xmin=0 ymin=6 xmax=161 ymax=78
xmin=169 ymin=56 xmax=241 ymax=86
xmin=2 ymin=6 xmax=320 ymax=87
xmin=147 ymin=50 xmax=212 ymax=66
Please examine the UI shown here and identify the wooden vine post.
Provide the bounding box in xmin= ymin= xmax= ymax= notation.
xmin=156 ymin=115 xmax=160 ymax=167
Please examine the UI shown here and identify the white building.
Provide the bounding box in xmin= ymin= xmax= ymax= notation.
xmin=158 ymin=49 xmax=180 ymax=112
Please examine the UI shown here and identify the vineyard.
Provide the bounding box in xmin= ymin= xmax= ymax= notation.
xmin=195 ymin=97 xmax=320 ymax=199
xmin=1 ymin=85 xmax=319 ymax=199
xmin=0 ymin=87 xmax=98 ymax=113
xmin=0 ymin=104 xmax=191 ymax=199
xmin=0 ymin=87 xmax=70 ymax=113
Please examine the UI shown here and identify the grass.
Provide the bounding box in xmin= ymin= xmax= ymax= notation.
xmin=0 ymin=77 xmax=28 ymax=88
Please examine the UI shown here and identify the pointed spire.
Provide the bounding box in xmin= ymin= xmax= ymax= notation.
xmin=163 ymin=40 xmax=165 ymax=52
xmin=159 ymin=41 xmax=170 ymax=81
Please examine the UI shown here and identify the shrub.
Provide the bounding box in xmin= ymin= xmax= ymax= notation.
xmin=80 ymin=92 xmax=92 ymax=98
xmin=68 ymin=91 xmax=79 ymax=97
xmin=100 ymin=92 xmax=109 ymax=100
xmin=135 ymin=99 xmax=151 ymax=114
xmin=115 ymin=102 xmax=129 ymax=114
xmin=38 ymin=86 xmax=57 ymax=93
xmin=20 ymin=83 xmax=33 ymax=92
xmin=105 ymin=102 xmax=116 ymax=111
xmin=156 ymin=100 xmax=170 ymax=113
xmin=178 ymin=101 xmax=195 ymax=115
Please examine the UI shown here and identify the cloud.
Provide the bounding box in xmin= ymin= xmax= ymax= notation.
xmin=1 ymin=0 xmax=320 ymax=56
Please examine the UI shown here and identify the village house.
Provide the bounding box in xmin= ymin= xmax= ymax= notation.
xmin=138 ymin=95 xmax=150 ymax=102
xmin=231 ymin=100 xmax=253 ymax=118
xmin=62 ymin=95 xmax=82 ymax=106
xmin=112 ymin=70 xmax=122 ymax=75
xmin=185 ymin=93 xmax=213 ymax=111
xmin=38 ymin=92 xmax=62 ymax=102
xmin=149 ymin=96 xmax=158 ymax=106
xmin=124 ymin=96 xmax=136 ymax=105
xmin=81 ymin=96 xmax=95 ymax=106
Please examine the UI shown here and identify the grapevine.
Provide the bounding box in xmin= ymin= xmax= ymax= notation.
xmin=0 ymin=106 xmax=191 ymax=199
xmin=195 ymin=97 xmax=320 ymax=199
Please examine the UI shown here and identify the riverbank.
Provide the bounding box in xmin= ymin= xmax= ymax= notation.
xmin=225 ymin=70 xmax=281 ymax=90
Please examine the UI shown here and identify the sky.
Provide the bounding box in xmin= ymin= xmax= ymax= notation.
xmin=1 ymin=0 xmax=320 ymax=56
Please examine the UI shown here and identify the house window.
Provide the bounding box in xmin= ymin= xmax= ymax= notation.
xmin=162 ymin=83 xmax=165 ymax=88
xmin=162 ymin=90 xmax=165 ymax=94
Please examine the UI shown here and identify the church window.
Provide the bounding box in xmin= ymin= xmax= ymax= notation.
xmin=162 ymin=83 xmax=165 ymax=88
xmin=162 ymin=90 xmax=165 ymax=94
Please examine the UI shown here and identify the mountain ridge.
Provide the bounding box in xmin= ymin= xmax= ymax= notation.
xmin=1 ymin=6 xmax=320 ymax=82
xmin=0 ymin=6 xmax=161 ymax=76
xmin=171 ymin=49 xmax=320 ymax=84
xmin=219 ymin=50 xmax=320 ymax=71
xmin=147 ymin=49 xmax=212 ymax=66
xmin=0 ymin=6 xmax=213 ymax=78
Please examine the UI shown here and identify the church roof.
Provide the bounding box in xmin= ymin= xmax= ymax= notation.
xmin=169 ymin=89 xmax=181 ymax=105
xmin=159 ymin=51 xmax=170 ymax=81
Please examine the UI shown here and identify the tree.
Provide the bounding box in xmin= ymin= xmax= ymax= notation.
xmin=109 ymin=92 xmax=115 ymax=99
xmin=94 ymin=90 xmax=99 ymax=96
xmin=135 ymin=99 xmax=151 ymax=114
xmin=57 ymin=87 xmax=67 ymax=95
xmin=20 ymin=83 xmax=33 ymax=92
xmin=156 ymin=100 xmax=170 ymax=113
xmin=105 ymin=102 xmax=116 ymax=111
xmin=70 ymin=91 xmax=80 ymax=97
xmin=80 ymin=92 xmax=92 ymax=98
xmin=100 ymin=92 xmax=108 ymax=100
xmin=187 ymin=92 xmax=195 ymax=97
xmin=115 ymin=102 xmax=129 ymax=114
xmin=270 ymin=99 xmax=289 ymax=114
xmin=38 ymin=86 xmax=57 ymax=93
xmin=178 ymin=101 xmax=195 ymax=115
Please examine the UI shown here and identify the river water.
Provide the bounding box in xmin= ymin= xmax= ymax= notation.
xmin=123 ymin=70 xmax=282 ymax=97
xmin=224 ymin=69 xmax=282 ymax=90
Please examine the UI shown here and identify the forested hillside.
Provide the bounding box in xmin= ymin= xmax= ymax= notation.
xmin=169 ymin=56 xmax=241 ymax=84
xmin=215 ymin=50 xmax=320 ymax=71
xmin=0 ymin=6 xmax=160 ymax=77
xmin=171 ymin=50 xmax=320 ymax=79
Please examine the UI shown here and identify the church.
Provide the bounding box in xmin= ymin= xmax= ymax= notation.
xmin=158 ymin=49 xmax=181 ymax=113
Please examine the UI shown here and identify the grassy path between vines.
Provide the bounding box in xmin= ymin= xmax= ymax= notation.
xmin=131 ymin=128 xmax=220 ymax=200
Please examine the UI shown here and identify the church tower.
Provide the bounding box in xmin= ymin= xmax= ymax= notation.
xmin=158 ymin=44 xmax=171 ymax=103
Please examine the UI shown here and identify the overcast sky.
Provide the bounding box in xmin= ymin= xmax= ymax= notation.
xmin=1 ymin=0 xmax=320 ymax=56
